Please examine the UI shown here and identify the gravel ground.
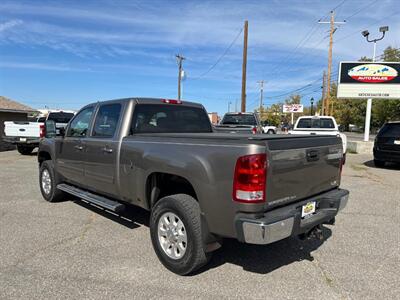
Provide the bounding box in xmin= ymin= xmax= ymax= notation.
xmin=0 ymin=150 xmax=399 ymax=299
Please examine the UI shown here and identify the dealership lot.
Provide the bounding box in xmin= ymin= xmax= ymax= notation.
xmin=0 ymin=150 xmax=399 ymax=299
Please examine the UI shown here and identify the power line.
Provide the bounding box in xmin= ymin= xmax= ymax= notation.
xmin=335 ymin=10 xmax=399 ymax=43
xmin=344 ymin=0 xmax=378 ymax=20
xmin=189 ymin=27 xmax=243 ymax=80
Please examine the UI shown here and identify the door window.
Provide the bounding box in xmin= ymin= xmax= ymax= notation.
xmin=92 ymin=103 xmax=121 ymax=137
xmin=67 ymin=107 xmax=94 ymax=137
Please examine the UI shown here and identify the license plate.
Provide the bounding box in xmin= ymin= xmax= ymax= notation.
xmin=19 ymin=138 xmax=26 ymax=142
xmin=394 ymin=140 xmax=400 ymax=145
xmin=302 ymin=201 xmax=316 ymax=218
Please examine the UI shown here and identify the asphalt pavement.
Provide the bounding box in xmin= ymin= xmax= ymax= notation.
xmin=0 ymin=150 xmax=399 ymax=299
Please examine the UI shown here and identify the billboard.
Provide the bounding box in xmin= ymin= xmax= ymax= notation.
xmin=283 ymin=104 xmax=304 ymax=113
xmin=337 ymin=61 xmax=400 ymax=99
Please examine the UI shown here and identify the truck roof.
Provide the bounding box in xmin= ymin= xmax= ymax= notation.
xmin=90 ymin=97 xmax=204 ymax=108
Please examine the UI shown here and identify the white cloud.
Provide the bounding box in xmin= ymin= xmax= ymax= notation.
xmin=0 ymin=19 xmax=23 ymax=32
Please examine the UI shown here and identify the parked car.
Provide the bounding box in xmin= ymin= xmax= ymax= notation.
xmin=261 ymin=121 xmax=277 ymax=134
xmin=288 ymin=116 xmax=347 ymax=162
xmin=3 ymin=111 xmax=75 ymax=155
xmin=38 ymin=97 xmax=349 ymax=275
xmin=214 ymin=112 xmax=264 ymax=134
xmin=373 ymin=121 xmax=400 ymax=167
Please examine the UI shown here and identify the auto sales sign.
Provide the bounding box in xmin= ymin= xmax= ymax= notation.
xmin=337 ymin=61 xmax=400 ymax=99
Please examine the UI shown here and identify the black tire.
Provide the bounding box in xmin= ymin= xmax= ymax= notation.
xmin=150 ymin=194 xmax=210 ymax=275
xmin=39 ymin=160 xmax=66 ymax=202
xmin=267 ymin=129 xmax=275 ymax=134
xmin=17 ymin=145 xmax=34 ymax=155
xmin=373 ymin=159 xmax=385 ymax=168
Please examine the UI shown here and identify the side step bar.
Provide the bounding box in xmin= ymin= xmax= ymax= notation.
xmin=57 ymin=183 xmax=125 ymax=213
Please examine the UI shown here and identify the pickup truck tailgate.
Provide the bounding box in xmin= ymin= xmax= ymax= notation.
xmin=4 ymin=121 xmax=41 ymax=137
xmin=265 ymin=136 xmax=343 ymax=208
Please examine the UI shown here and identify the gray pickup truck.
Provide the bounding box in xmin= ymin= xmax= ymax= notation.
xmin=38 ymin=97 xmax=349 ymax=275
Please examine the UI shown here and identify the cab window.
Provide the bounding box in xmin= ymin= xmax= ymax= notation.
xmin=67 ymin=107 xmax=94 ymax=137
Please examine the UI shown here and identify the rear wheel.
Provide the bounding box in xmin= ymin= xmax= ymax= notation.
xmin=39 ymin=160 xmax=66 ymax=202
xmin=267 ymin=129 xmax=275 ymax=134
xmin=17 ymin=145 xmax=34 ymax=155
xmin=150 ymin=194 xmax=210 ymax=275
xmin=373 ymin=159 xmax=385 ymax=168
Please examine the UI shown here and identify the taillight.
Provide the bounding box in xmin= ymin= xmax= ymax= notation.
xmin=162 ymin=99 xmax=182 ymax=104
xmin=252 ymin=127 xmax=257 ymax=134
xmin=39 ymin=124 xmax=45 ymax=138
xmin=233 ymin=154 xmax=267 ymax=203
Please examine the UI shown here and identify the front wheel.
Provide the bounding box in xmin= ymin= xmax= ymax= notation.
xmin=39 ymin=160 xmax=66 ymax=202
xmin=267 ymin=129 xmax=275 ymax=134
xmin=373 ymin=159 xmax=385 ymax=168
xmin=17 ymin=145 xmax=34 ymax=155
xmin=150 ymin=194 xmax=211 ymax=275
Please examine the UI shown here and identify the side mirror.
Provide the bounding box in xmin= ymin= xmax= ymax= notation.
xmin=45 ymin=120 xmax=57 ymax=138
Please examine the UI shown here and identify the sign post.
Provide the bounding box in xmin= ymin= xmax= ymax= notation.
xmin=337 ymin=61 xmax=400 ymax=141
xmin=282 ymin=104 xmax=304 ymax=125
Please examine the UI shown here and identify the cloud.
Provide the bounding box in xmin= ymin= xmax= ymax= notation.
xmin=0 ymin=19 xmax=23 ymax=32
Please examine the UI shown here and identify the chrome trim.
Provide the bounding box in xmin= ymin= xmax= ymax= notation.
xmin=242 ymin=217 xmax=294 ymax=245
xmin=339 ymin=194 xmax=349 ymax=211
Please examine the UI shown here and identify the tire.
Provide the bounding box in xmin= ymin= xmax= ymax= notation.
xmin=373 ymin=159 xmax=385 ymax=168
xmin=17 ymin=145 xmax=34 ymax=155
xmin=150 ymin=194 xmax=211 ymax=275
xmin=267 ymin=129 xmax=275 ymax=134
xmin=39 ymin=160 xmax=66 ymax=202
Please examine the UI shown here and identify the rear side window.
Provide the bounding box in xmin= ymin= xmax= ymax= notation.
xmin=297 ymin=118 xmax=335 ymax=129
xmin=221 ymin=114 xmax=257 ymax=126
xmin=47 ymin=112 xmax=75 ymax=123
xmin=379 ymin=123 xmax=400 ymax=137
xmin=92 ymin=103 xmax=122 ymax=137
xmin=131 ymin=104 xmax=212 ymax=134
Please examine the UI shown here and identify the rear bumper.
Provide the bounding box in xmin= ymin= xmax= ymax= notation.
xmin=235 ymin=188 xmax=349 ymax=245
xmin=2 ymin=136 xmax=40 ymax=145
xmin=374 ymin=148 xmax=400 ymax=163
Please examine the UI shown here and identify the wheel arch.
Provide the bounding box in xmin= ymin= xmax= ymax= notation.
xmin=145 ymin=172 xmax=199 ymax=209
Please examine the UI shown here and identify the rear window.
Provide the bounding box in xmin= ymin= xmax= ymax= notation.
xmin=296 ymin=118 xmax=335 ymax=129
xmin=379 ymin=123 xmax=400 ymax=137
xmin=47 ymin=112 xmax=75 ymax=123
xmin=131 ymin=104 xmax=212 ymax=134
xmin=221 ymin=114 xmax=257 ymax=126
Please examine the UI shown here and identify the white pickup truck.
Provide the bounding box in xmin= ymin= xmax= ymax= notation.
xmin=289 ymin=116 xmax=347 ymax=162
xmin=3 ymin=111 xmax=75 ymax=155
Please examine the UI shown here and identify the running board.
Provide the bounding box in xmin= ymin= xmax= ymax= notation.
xmin=57 ymin=183 xmax=125 ymax=213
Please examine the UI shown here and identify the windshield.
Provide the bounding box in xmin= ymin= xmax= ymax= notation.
xmin=47 ymin=112 xmax=75 ymax=123
xmin=296 ymin=118 xmax=335 ymax=129
xmin=221 ymin=114 xmax=257 ymax=126
xmin=379 ymin=123 xmax=400 ymax=137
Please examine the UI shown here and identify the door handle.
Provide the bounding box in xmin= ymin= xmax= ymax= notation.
xmin=74 ymin=145 xmax=83 ymax=151
xmin=102 ymin=147 xmax=113 ymax=153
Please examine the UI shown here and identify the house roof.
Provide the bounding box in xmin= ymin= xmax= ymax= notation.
xmin=0 ymin=96 xmax=36 ymax=113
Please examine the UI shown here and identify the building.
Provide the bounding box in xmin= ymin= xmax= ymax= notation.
xmin=0 ymin=96 xmax=37 ymax=151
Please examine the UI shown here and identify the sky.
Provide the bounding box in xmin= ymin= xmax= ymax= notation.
xmin=0 ymin=0 xmax=399 ymax=115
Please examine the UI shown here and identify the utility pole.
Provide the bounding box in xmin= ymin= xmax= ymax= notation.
xmin=241 ymin=20 xmax=248 ymax=112
xmin=235 ymin=99 xmax=238 ymax=112
xmin=257 ymin=80 xmax=264 ymax=112
xmin=321 ymin=70 xmax=327 ymax=115
xmin=319 ymin=11 xmax=345 ymax=115
xmin=228 ymin=101 xmax=232 ymax=113
xmin=176 ymin=54 xmax=185 ymax=100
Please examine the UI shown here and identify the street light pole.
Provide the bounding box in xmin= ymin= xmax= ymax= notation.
xmin=310 ymin=97 xmax=314 ymax=116
xmin=361 ymin=26 xmax=388 ymax=142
